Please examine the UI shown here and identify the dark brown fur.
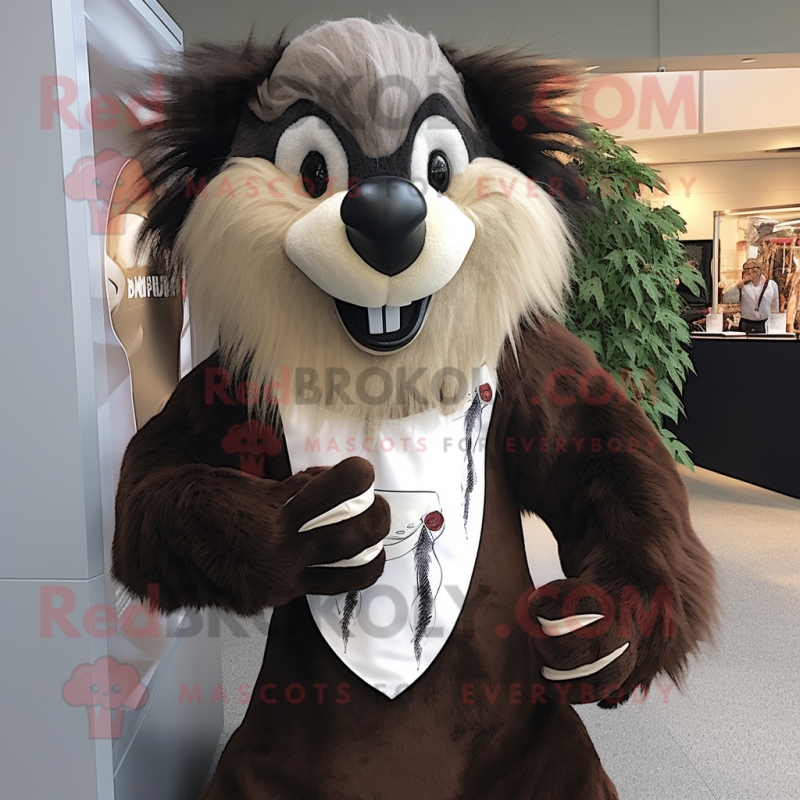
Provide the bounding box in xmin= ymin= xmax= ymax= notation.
xmin=113 ymin=322 xmax=715 ymax=799
xmin=504 ymin=320 xmax=717 ymax=697
xmin=112 ymin=366 xmax=389 ymax=613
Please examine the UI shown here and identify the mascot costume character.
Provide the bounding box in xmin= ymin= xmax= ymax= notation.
xmin=113 ymin=18 xmax=716 ymax=800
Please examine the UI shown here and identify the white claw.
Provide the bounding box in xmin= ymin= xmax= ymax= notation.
xmin=537 ymin=614 xmax=604 ymax=637
xmin=310 ymin=540 xmax=384 ymax=569
xmin=541 ymin=642 xmax=630 ymax=681
xmin=298 ymin=484 xmax=375 ymax=532
xmin=300 ymin=483 xmax=385 ymax=568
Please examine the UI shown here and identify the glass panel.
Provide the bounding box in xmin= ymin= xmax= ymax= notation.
xmin=714 ymin=205 xmax=800 ymax=335
xmin=82 ymin=0 xmax=187 ymax=757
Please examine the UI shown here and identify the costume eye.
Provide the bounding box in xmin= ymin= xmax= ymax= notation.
xmin=274 ymin=116 xmax=348 ymax=194
xmin=300 ymin=151 xmax=329 ymax=198
xmin=410 ymin=116 xmax=469 ymax=194
xmin=427 ymin=151 xmax=451 ymax=193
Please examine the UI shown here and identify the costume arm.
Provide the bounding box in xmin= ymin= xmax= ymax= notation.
xmin=112 ymin=365 xmax=388 ymax=614
xmin=501 ymin=320 xmax=716 ymax=700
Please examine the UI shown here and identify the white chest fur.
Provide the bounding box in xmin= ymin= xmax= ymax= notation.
xmin=281 ymin=369 xmax=496 ymax=699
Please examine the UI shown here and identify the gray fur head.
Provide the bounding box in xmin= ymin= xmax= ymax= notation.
xmin=249 ymin=18 xmax=479 ymax=158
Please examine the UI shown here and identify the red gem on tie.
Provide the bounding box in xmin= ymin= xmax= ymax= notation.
xmin=479 ymin=383 xmax=492 ymax=402
xmin=424 ymin=511 xmax=444 ymax=531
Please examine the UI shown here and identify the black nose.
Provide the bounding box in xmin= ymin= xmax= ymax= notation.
xmin=340 ymin=177 xmax=426 ymax=277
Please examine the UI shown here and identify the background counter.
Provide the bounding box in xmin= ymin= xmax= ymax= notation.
xmin=669 ymin=335 xmax=800 ymax=499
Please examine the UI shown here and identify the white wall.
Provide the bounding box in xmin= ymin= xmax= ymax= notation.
xmin=158 ymin=0 xmax=800 ymax=58
xmin=645 ymin=158 xmax=800 ymax=240
xmin=661 ymin=0 xmax=799 ymax=58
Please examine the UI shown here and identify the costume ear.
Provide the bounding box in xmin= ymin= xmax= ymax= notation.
xmin=441 ymin=46 xmax=589 ymax=203
xmin=129 ymin=37 xmax=286 ymax=282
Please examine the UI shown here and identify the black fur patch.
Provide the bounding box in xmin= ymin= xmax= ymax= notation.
xmin=131 ymin=37 xmax=287 ymax=283
xmin=441 ymin=45 xmax=592 ymax=206
xmin=230 ymin=94 xmax=490 ymax=185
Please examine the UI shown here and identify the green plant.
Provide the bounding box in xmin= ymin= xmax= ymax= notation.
xmin=566 ymin=127 xmax=704 ymax=467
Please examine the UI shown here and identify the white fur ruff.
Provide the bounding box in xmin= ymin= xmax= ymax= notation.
xmin=176 ymin=156 xmax=572 ymax=426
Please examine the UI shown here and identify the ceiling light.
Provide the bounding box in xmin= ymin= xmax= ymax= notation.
xmin=742 ymin=58 xmax=757 ymax=63
xmin=585 ymin=65 xmax=600 ymax=72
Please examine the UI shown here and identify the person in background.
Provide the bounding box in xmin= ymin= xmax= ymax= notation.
xmin=733 ymin=259 xmax=779 ymax=333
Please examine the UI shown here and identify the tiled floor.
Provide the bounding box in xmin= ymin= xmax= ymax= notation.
xmin=208 ymin=467 xmax=800 ymax=799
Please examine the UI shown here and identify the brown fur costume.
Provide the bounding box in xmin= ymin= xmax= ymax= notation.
xmin=113 ymin=19 xmax=715 ymax=799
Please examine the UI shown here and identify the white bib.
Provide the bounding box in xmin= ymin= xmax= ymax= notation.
xmin=282 ymin=369 xmax=496 ymax=699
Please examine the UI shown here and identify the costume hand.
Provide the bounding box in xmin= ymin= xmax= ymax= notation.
xmin=527 ymin=578 xmax=639 ymax=706
xmin=273 ymin=456 xmax=389 ymax=598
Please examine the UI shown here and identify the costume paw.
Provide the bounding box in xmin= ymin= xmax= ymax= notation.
xmin=527 ymin=578 xmax=638 ymax=706
xmin=280 ymin=457 xmax=390 ymax=596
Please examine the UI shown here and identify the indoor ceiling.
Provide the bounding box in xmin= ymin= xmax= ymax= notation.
xmin=587 ymin=52 xmax=800 ymax=74
xmin=600 ymin=56 xmax=800 ymax=166
xmin=624 ymin=127 xmax=800 ymax=166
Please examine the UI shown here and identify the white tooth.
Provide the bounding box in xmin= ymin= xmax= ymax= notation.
xmin=368 ymin=307 xmax=384 ymax=334
xmin=384 ymin=305 xmax=401 ymax=333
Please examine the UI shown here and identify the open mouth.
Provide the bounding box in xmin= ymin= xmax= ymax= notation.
xmin=334 ymin=297 xmax=431 ymax=352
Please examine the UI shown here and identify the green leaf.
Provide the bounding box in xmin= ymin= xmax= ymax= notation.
xmin=623 ymin=307 xmax=643 ymax=331
xmin=641 ymin=274 xmax=661 ymax=303
xmin=620 ymin=336 xmax=638 ymax=365
xmin=583 ymin=276 xmax=605 ymax=309
xmin=625 ymin=249 xmax=643 ymax=270
xmin=567 ymin=125 xmax=693 ymax=466
xmin=655 ymin=389 xmax=681 ymax=423
xmin=666 ymin=360 xmax=685 ymax=390
xmin=627 ymin=277 xmax=644 ymax=307
xmin=606 ymin=250 xmax=624 ymax=271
